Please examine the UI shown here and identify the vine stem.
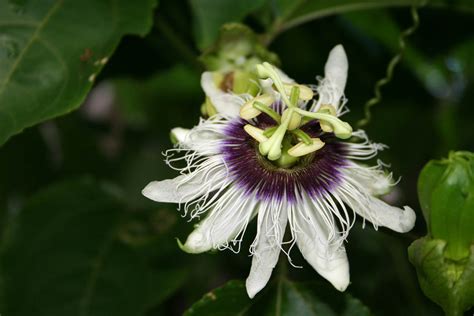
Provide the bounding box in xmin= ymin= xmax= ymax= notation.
xmin=357 ymin=4 xmax=424 ymax=127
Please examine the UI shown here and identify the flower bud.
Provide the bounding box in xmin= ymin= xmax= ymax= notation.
xmin=418 ymin=151 xmax=474 ymax=260
xmin=232 ymin=70 xmax=259 ymax=96
xmin=409 ymin=151 xmax=474 ymax=316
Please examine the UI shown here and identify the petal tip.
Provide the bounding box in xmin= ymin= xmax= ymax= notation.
xmin=319 ymin=263 xmax=350 ymax=292
xmin=182 ymin=231 xmax=212 ymax=254
xmin=323 ymin=44 xmax=348 ymax=104
xmin=141 ymin=181 xmax=158 ymax=200
xmin=400 ymin=206 xmax=417 ymax=232
xmin=325 ymin=45 xmax=348 ymax=74
xmin=245 ymin=277 xmax=264 ymax=299
xmin=170 ymin=127 xmax=189 ymax=144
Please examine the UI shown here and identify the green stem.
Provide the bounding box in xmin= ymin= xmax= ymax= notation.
xmin=291 ymin=129 xmax=312 ymax=145
xmin=357 ymin=5 xmax=422 ymax=127
xmin=253 ymin=101 xmax=281 ymax=123
xmin=263 ymin=126 xmax=278 ymax=137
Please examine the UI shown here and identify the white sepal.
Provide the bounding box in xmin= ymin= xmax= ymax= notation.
xmin=246 ymin=201 xmax=288 ymax=298
xmin=294 ymin=195 xmax=350 ymax=291
xmin=182 ymin=189 xmax=257 ymax=253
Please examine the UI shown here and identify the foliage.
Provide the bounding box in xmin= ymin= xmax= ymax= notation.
xmin=0 ymin=0 xmax=157 ymax=146
xmin=0 ymin=0 xmax=473 ymax=315
xmin=185 ymin=279 xmax=371 ymax=316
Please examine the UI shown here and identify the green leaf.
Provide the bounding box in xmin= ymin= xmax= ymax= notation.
xmin=185 ymin=280 xmax=251 ymax=316
xmin=0 ymin=0 xmax=157 ymax=146
xmin=184 ymin=279 xmax=371 ymax=316
xmin=409 ymin=238 xmax=474 ymax=316
xmin=189 ymin=0 xmax=266 ymax=50
xmin=1 ymin=178 xmax=175 ymax=316
xmin=268 ymin=0 xmax=474 ymax=39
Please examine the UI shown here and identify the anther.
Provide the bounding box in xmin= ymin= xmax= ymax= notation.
xmin=240 ymin=94 xmax=275 ymax=120
xmin=244 ymin=125 xmax=268 ymax=143
xmin=318 ymin=104 xmax=337 ymax=133
xmin=288 ymin=138 xmax=325 ymax=157
xmin=284 ymin=84 xmax=314 ymax=101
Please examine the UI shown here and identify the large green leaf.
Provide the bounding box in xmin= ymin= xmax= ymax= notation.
xmin=0 ymin=0 xmax=157 ymax=146
xmin=1 ymin=178 xmax=178 ymax=316
xmin=185 ymin=279 xmax=371 ymax=316
xmin=189 ymin=0 xmax=266 ymax=50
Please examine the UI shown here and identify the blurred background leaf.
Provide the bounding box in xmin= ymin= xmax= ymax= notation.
xmin=0 ymin=0 xmax=157 ymax=146
xmin=185 ymin=279 xmax=371 ymax=316
xmin=189 ymin=0 xmax=266 ymax=50
xmin=1 ymin=178 xmax=186 ymax=316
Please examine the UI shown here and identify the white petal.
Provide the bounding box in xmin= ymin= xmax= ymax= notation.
xmin=170 ymin=127 xmax=190 ymax=143
xmin=337 ymin=181 xmax=416 ymax=233
xmin=201 ymin=72 xmax=242 ymax=117
xmin=317 ymin=45 xmax=348 ymax=111
xmin=294 ymin=195 xmax=350 ymax=291
xmin=142 ymin=175 xmax=197 ymax=203
xmin=142 ymin=165 xmax=226 ymax=203
xmin=345 ymin=162 xmax=392 ymax=196
xmin=182 ymin=188 xmax=257 ymax=253
xmin=246 ymin=202 xmax=288 ymax=298
xmin=324 ymin=44 xmax=348 ymax=97
xmin=179 ymin=128 xmax=222 ymax=154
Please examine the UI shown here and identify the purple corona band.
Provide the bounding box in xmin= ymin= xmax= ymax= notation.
xmin=221 ymin=116 xmax=348 ymax=203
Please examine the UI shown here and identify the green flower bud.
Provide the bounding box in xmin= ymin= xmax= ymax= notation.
xmin=418 ymin=151 xmax=474 ymax=260
xmin=232 ymin=70 xmax=259 ymax=96
xmin=199 ymin=23 xmax=279 ymax=72
xmin=409 ymin=151 xmax=474 ymax=316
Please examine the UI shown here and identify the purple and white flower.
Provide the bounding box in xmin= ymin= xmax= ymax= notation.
xmin=142 ymin=45 xmax=416 ymax=298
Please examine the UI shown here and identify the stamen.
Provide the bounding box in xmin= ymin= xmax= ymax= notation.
xmin=263 ymin=126 xmax=278 ymax=137
xmin=293 ymin=108 xmax=353 ymax=139
xmin=240 ymin=94 xmax=275 ymax=120
xmin=275 ymin=136 xmax=299 ymax=168
xmin=259 ymin=110 xmax=292 ymax=160
xmin=291 ymin=129 xmax=312 ymax=145
xmin=288 ymin=138 xmax=325 ymax=157
xmin=281 ymin=108 xmax=301 ymax=131
xmin=244 ymin=124 xmax=268 ymax=143
xmin=256 ymin=62 xmax=292 ymax=108
xmin=289 ymin=86 xmax=300 ymax=107
xmin=318 ymin=104 xmax=337 ymax=133
xmin=253 ymin=101 xmax=281 ymax=123
xmin=285 ymin=83 xmax=314 ymax=101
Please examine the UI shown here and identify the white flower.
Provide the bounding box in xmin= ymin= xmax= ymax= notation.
xmin=142 ymin=45 xmax=416 ymax=298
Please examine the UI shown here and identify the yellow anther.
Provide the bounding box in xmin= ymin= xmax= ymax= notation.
xmin=244 ymin=124 xmax=268 ymax=143
xmin=318 ymin=104 xmax=337 ymax=132
xmin=288 ymin=138 xmax=325 ymax=157
xmin=284 ymin=84 xmax=314 ymax=101
xmin=240 ymin=94 xmax=275 ymax=120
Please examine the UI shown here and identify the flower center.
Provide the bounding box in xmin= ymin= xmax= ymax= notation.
xmin=239 ymin=62 xmax=353 ymax=168
xmin=221 ymin=119 xmax=348 ymax=202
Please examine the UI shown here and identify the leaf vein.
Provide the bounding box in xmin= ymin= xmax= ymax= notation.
xmin=0 ymin=0 xmax=64 ymax=97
